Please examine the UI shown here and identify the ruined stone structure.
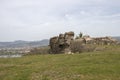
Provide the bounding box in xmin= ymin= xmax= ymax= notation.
xmin=92 ymin=37 xmax=118 ymax=45
xmin=49 ymin=31 xmax=119 ymax=54
xmin=76 ymin=35 xmax=118 ymax=45
xmin=49 ymin=31 xmax=74 ymax=54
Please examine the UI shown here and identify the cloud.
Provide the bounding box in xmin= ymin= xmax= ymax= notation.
xmin=0 ymin=0 xmax=120 ymax=41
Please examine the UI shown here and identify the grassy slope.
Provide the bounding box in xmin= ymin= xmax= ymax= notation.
xmin=0 ymin=46 xmax=120 ymax=80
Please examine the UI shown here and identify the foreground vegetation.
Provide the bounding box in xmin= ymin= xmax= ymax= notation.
xmin=0 ymin=46 xmax=120 ymax=80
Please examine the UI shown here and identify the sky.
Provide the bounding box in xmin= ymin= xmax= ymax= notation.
xmin=0 ymin=0 xmax=120 ymax=41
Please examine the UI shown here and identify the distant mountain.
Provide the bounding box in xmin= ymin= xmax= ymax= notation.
xmin=113 ymin=36 xmax=120 ymax=41
xmin=0 ymin=39 xmax=49 ymax=48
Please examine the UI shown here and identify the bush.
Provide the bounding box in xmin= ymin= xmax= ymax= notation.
xmin=70 ymin=41 xmax=95 ymax=53
xmin=29 ymin=46 xmax=50 ymax=55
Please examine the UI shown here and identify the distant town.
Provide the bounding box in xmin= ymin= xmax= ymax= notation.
xmin=0 ymin=39 xmax=49 ymax=55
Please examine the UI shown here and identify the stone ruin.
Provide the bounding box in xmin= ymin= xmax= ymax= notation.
xmin=49 ymin=31 xmax=74 ymax=54
xmin=76 ymin=35 xmax=118 ymax=45
xmin=49 ymin=31 xmax=119 ymax=54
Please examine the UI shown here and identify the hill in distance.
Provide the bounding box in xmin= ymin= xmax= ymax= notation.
xmin=113 ymin=36 xmax=120 ymax=41
xmin=0 ymin=39 xmax=49 ymax=48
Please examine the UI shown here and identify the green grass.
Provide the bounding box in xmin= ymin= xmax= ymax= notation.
xmin=0 ymin=46 xmax=120 ymax=80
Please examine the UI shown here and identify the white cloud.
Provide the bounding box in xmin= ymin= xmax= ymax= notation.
xmin=0 ymin=0 xmax=120 ymax=41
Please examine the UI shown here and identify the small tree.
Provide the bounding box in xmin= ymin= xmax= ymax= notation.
xmin=75 ymin=32 xmax=83 ymax=39
xmin=79 ymin=32 xmax=83 ymax=38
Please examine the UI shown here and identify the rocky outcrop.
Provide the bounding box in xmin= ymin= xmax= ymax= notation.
xmin=76 ymin=35 xmax=118 ymax=45
xmin=49 ymin=31 xmax=74 ymax=54
xmin=92 ymin=37 xmax=118 ymax=45
xmin=49 ymin=31 xmax=119 ymax=54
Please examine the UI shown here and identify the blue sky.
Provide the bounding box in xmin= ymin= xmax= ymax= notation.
xmin=0 ymin=0 xmax=120 ymax=41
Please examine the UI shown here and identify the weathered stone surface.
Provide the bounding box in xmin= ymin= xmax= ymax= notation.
xmin=49 ymin=31 xmax=74 ymax=54
xmin=92 ymin=37 xmax=118 ymax=45
xmin=49 ymin=31 xmax=119 ymax=54
xmin=49 ymin=36 xmax=59 ymax=53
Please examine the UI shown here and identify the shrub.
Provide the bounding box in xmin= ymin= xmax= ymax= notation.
xmin=70 ymin=41 xmax=95 ymax=53
xmin=29 ymin=46 xmax=50 ymax=55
